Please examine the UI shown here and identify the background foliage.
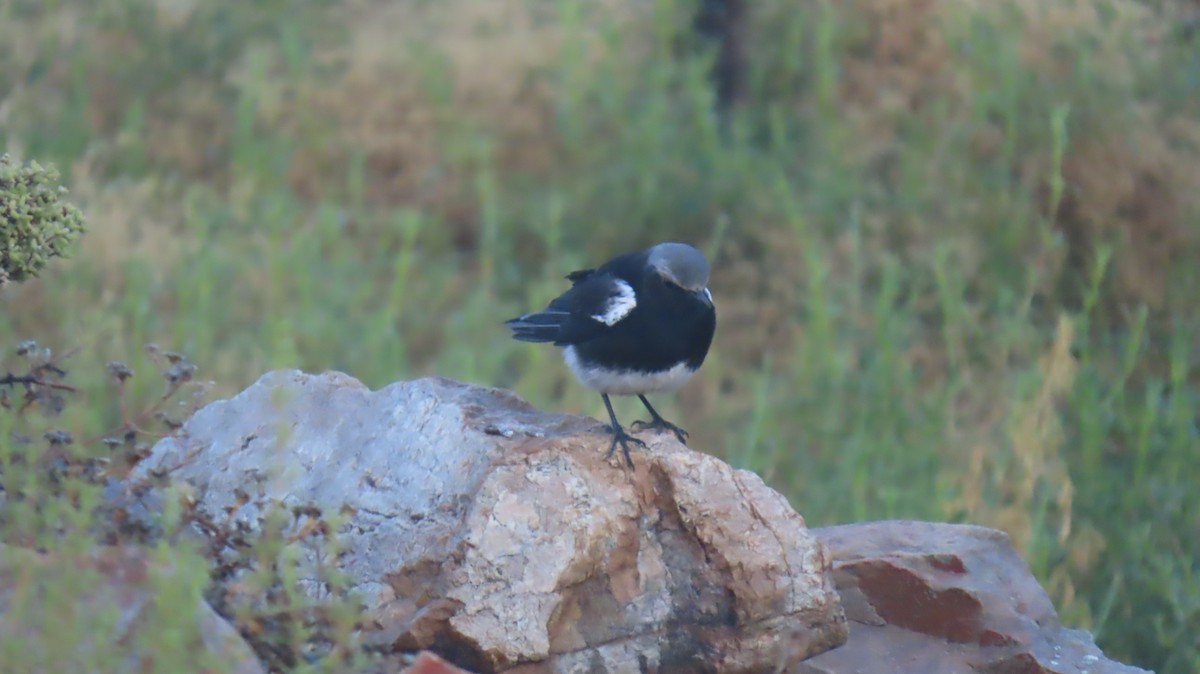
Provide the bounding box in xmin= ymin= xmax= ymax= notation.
xmin=1 ymin=0 xmax=1197 ymax=671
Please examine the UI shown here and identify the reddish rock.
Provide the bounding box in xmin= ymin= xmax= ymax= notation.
xmin=798 ymin=521 xmax=1150 ymax=674
xmin=401 ymin=651 xmax=478 ymax=674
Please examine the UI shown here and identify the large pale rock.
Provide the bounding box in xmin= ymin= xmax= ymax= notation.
xmin=131 ymin=370 xmax=847 ymax=673
xmin=799 ymin=521 xmax=1151 ymax=674
xmin=0 ymin=544 xmax=264 ymax=674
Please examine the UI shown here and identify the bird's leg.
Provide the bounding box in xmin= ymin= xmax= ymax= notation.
xmin=601 ymin=394 xmax=645 ymax=468
xmin=631 ymin=395 xmax=689 ymax=444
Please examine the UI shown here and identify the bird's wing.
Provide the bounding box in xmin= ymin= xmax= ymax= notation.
xmin=565 ymin=268 xmax=595 ymax=283
xmin=506 ymin=272 xmax=638 ymax=345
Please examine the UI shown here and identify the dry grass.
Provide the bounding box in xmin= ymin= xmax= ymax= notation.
xmin=759 ymin=0 xmax=1198 ymax=299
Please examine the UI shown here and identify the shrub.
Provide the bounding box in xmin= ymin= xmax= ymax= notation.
xmin=0 ymin=154 xmax=85 ymax=286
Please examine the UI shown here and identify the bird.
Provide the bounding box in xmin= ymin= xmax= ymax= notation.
xmin=506 ymin=242 xmax=716 ymax=467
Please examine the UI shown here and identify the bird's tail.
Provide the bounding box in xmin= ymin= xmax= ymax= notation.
xmin=505 ymin=310 xmax=569 ymax=343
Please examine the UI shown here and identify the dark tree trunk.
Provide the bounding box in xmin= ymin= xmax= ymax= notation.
xmin=694 ymin=0 xmax=747 ymax=116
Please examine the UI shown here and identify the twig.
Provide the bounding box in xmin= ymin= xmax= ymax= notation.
xmin=0 ymin=372 xmax=78 ymax=392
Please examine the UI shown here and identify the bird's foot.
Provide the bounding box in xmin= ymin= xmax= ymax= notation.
xmin=605 ymin=425 xmax=647 ymax=469
xmin=631 ymin=417 xmax=689 ymax=444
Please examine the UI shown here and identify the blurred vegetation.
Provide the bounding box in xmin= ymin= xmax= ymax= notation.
xmin=0 ymin=342 xmax=367 ymax=672
xmin=1 ymin=0 xmax=1197 ymax=671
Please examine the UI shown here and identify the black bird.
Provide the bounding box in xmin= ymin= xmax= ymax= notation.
xmin=506 ymin=242 xmax=716 ymax=467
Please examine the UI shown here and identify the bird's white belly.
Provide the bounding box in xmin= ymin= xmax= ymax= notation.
xmin=563 ymin=346 xmax=696 ymax=395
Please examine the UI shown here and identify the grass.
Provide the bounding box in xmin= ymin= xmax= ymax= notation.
xmin=2 ymin=0 xmax=1199 ymax=672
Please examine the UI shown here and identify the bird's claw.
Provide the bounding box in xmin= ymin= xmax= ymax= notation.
xmin=631 ymin=418 xmax=689 ymax=444
xmin=606 ymin=426 xmax=647 ymax=469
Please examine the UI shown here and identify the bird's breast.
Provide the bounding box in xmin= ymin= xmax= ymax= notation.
xmin=563 ymin=346 xmax=697 ymax=395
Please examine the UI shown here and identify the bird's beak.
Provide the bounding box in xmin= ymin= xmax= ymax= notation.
xmin=694 ymin=287 xmax=713 ymax=306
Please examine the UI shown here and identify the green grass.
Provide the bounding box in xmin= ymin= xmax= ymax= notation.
xmin=2 ymin=0 xmax=1198 ymax=672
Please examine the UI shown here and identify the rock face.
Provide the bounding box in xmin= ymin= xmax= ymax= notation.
xmin=799 ymin=521 xmax=1151 ymax=674
xmin=399 ymin=651 xmax=479 ymax=674
xmin=0 ymin=544 xmax=264 ymax=674
xmin=131 ymin=370 xmax=848 ymax=673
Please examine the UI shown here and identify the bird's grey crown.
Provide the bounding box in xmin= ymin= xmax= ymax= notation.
xmin=647 ymin=242 xmax=710 ymax=291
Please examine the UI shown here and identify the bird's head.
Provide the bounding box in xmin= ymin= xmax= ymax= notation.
xmin=648 ymin=242 xmax=713 ymax=304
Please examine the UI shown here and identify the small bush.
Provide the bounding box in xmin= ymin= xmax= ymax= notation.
xmin=0 ymin=154 xmax=85 ymax=286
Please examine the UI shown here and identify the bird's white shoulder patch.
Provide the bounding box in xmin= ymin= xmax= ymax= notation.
xmin=592 ymin=279 xmax=637 ymax=326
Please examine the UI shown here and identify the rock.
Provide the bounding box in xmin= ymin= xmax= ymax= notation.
xmin=798 ymin=521 xmax=1151 ymax=674
xmin=130 ymin=370 xmax=847 ymax=673
xmin=0 ymin=543 xmax=264 ymax=674
xmin=400 ymin=651 xmax=479 ymax=674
